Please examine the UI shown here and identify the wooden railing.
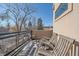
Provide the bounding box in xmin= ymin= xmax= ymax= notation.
xmin=53 ymin=33 xmax=79 ymax=56
xmin=67 ymin=40 xmax=79 ymax=56
xmin=0 ymin=31 xmax=31 ymax=55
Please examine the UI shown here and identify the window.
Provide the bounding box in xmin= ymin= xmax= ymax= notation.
xmin=55 ymin=3 xmax=68 ymax=19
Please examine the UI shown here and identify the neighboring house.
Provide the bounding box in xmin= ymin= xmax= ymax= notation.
xmin=53 ymin=3 xmax=79 ymax=42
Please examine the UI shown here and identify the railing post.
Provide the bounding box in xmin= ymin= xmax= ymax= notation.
xmin=16 ymin=32 xmax=19 ymax=47
xmin=31 ymin=30 xmax=32 ymax=40
xmin=23 ymin=32 xmax=26 ymax=41
xmin=70 ymin=45 xmax=73 ymax=56
xmin=16 ymin=35 xmax=18 ymax=47
xmin=73 ymin=41 xmax=79 ymax=56
xmin=74 ymin=44 xmax=76 ymax=56
xmin=78 ymin=46 xmax=79 ymax=56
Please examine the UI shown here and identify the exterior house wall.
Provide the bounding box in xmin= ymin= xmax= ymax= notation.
xmin=53 ymin=3 xmax=79 ymax=42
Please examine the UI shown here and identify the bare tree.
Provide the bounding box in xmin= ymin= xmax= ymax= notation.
xmin=0 ymin=9 xmax=10 ymax=31
xmin=28 ymin=21 xmax=32 ymax=30
xmin=0 ymin=4 xmax=36 ymax=46
xmin=1 ymin=4 xmax=36 ymax=32
xmin=6 ymin=20 xmax=10 ymax=31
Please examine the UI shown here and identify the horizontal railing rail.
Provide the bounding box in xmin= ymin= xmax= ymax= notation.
xmin=0 ymin=31 xmax=30 ymax=36
xmin=0 ymin=31 xmax=30 ymax=40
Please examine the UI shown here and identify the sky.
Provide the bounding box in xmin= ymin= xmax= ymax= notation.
xmin=29 ymin=3 xmax=53 ymax=26
xmin=0 ymin=3 xmax=53 ymax=27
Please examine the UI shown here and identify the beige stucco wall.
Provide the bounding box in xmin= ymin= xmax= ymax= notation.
xmin=53 ymin=3 xmax=79 ymax=42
